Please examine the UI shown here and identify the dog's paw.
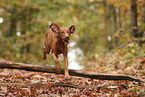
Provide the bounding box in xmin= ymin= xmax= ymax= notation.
xmin=42 ymin=56 xmax=47 ymax=60
xmin=65 ymin=77 xmax=71 ymax=80
xmin=65 ymin=75 xmax=71 ymax=80
xmin=56 ymin=67 xmax=61 ymax=73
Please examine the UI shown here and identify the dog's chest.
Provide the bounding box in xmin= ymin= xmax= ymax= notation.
xmin=56 ymin=41 xmax=66 ymax=54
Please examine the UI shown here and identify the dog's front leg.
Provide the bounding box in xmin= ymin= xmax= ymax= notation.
xmin=63 ymin=53 xmax=70 ymax=79
xmin=51 ymin=53 xmax=61 ymax=73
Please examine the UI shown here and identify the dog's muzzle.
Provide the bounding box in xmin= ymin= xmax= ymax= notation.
xmin=63 ymin=39 xmax=70 ymax=45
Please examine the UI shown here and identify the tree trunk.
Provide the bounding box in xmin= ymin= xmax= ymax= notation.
xmin=103 ymin=0 xmax=113 ymax=49
xmin=130 ymin=0 xmax=138 ymax=37
xmin=9 ymin=6 xmax=17 ymax=37
xmin=20 ymin=13 xmax=31 ymax=62
xmin=0 ymin=62 xmax=144 ymax=83
xmin=141 ymin=1 xmax=145 ymax=36
xmin=112 ymin=5 xmax=117 ymax=47
xmin=118 ymin=7 xmax=122 ymax=28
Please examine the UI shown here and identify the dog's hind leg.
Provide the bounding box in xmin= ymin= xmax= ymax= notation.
xmin=42 ymin=47 xmax=47 ymax=60
xmin=43 ymin=37 xmax=51 ymax=60
xmin=42 ymin=45 xmax=51 ymax=60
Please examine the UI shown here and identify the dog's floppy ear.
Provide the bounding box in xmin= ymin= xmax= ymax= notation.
xmin=50 ymin=23 xmax=60 ymax=34
xmin=69 ymin=25 xmax=76 ymax=33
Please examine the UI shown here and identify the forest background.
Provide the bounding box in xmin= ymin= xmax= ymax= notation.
xmin=0 ymin=0 xmax=145 ymax=73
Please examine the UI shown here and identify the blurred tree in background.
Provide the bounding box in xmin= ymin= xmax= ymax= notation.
xmin=0 ymin=0 xmax=144 ymax=66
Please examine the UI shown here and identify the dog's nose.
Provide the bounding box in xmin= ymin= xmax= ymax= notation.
xmin=65 ymin=35 xmax=69 ymax=39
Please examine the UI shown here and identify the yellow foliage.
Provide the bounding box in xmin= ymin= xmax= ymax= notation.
xmin=99 ymin=8 xmax=104 ymax=14
xmin=107 ymin=0 xmax=130 ymax=7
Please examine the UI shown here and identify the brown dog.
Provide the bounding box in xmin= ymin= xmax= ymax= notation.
xmin=42 ymin=23 xmax=76 ymax=79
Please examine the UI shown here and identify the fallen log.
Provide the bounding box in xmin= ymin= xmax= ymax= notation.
xmin=0 ymin=82 xmax=107 ymax=90
xmin=0 ymin=62 xmax=144 ymax=83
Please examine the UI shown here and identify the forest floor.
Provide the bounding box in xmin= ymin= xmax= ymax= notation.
xmin=0 ymin=68 xmax=144 ymax=97
xmin=83 ymin=41 xmax=145 ymax=96
xmin=0 ymin=41 xmax=145 ymax=96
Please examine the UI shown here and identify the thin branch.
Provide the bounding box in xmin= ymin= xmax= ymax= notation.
xmin=0 ymin=82 xmax=107 ymax=90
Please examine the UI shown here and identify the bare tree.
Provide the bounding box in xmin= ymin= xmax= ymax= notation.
xmin=130 ymin=0 xmax=138 ymax=37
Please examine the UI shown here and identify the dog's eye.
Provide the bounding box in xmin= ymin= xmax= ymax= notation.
xmin=61 ymin=31 xmax=64 ymax=33
xmin=67 ymin=31 xmax=69 ymax=33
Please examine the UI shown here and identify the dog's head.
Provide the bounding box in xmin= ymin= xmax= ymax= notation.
xmin=50 ymin=23 xmax=75 ymax=45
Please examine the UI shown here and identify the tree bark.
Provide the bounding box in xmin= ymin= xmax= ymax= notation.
xmin=130 ymin=0 xmax=138 ymax=37
xmin=0 ymin=62 xmax=144 ymax=83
